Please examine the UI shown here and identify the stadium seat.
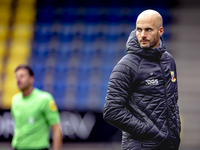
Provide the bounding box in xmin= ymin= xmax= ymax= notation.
xmin=0 ymin=25 xmax=9 ymax=40
xmin=37 ymin=6 xmax=55 ymax=24
xmin=31 ymin=61 xmax=46 ymax=89
xmin=60 ymin=7 xmax=77 ymax=23
xmin=0 ymin=46 xmax=5 ymax=76
xmin=34 ymin=24 xmax=53 ymax=42
xmin=106 ymin=7 xmax=122 ymax=23
xmin=58 ymin=23 xmax=75 ymax=42
xmin=82 ymin=23 xmax=98 ymax=42
xmin=29 ymin=1 xmax=173 ymax=111
xmin=0 ymin=0 xmax=12 ymax=5
xmin=17 ymin=0 xmax=36 ymax=5
xmin=75 ymin=82 xmax=89 ymax=110
xmin=84 ymin=7 xmax=100 ymax=23
xmin=0 ymin=5 xmax=11 ymax=25
xmin=52 ymin=81 xmax=67 ymax=109
xmin=14 ymin=5 xmax=36 ymax=24
xmin=54 ymin=62 xmax=68 ymax=82
xmin=12 ymin=24 xmax=34 ymax=40
xmin=32 ymin=42 xmax=50 ymax=61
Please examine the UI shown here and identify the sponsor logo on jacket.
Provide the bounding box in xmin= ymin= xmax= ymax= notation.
xmin=145 ymin=79 xmax=159 ymax=85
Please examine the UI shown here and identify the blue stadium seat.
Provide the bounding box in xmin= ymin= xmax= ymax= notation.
xmin=84 ymin=7 xmax=100 ymax=22
xmin=31 ymin=43 xmax=50 ymax=62
xmin=34 ymin=24 xmax=52 ymax=42
xmin=56 ymin=42 xmax=73 ymax=61
xmin=60 ymin=7 xmax=77 ymax=23
xmin=106 ymin=7 xmax=121 ymax=23
xmin=81 ymin=41 xmax=95 ymax=56
xmin=54 ymin=63 xmax=68 ymax=83
xmin=34 ymin=81 xmax=44 ymax=90
xmin=37 ymin=0 xmax=57 ymax=6
xmin=37 ymin=6 xmax=56 ymax=23
xmin=32 ymin=1 xmax=174 ymax=111
xmin=100 ymin=62 xmax=113 ymax=83
xmin=75 ymin=82 xmax=89 ymax=110
xmin=31 ymin=62 xmax=46 ymax=90
xmin=99 ymin=82 xmax=108 ymax=108
xmin=52 ymin=81 xmax=66 ymax=109
xmin=82 ymin=23 xmax=98 ymax=42
xmin=105 ymin=23 xmax=120 ymax=41
xmin=77 ymin=56 xmax=91 ymax=87
xmin=58 ymin=23 xmax=74 ymax=42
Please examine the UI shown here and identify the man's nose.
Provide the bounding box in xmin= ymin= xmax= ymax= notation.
xmin=141 ymin=31 xmax=146 ymax=37
xmin=16 ymin=77 xmax=20 ymax=82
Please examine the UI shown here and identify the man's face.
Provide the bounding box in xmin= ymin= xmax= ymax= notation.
xmin=15 ymin=68 xmax=33 ymax=91
xmin=136 ymin=18 xmax=163 ymax=49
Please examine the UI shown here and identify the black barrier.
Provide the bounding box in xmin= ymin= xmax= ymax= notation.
xmin=0 ymin=110 xmax=121 ymax=142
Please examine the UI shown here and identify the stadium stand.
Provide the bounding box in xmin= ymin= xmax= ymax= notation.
xmin=0 ymin=0 xmax=36 ymax=109
xmin=0 ymin=0 xmax=176 ymax=111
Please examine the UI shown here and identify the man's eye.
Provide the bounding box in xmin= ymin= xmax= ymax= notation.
xmin=137 ymin=28 xmax=142 ymax=32
xmin=147 ymin=28 xmax=152 ymax=31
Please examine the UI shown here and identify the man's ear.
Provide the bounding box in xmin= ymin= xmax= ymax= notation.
xmin=31 ymin=76 xmax=34 ymax=85
xmin=159 ymin=27 xmax=164 ymax=36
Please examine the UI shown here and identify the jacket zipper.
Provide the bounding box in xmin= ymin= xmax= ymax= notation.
xmin=158 ymin=58 xmax=172 ymax=149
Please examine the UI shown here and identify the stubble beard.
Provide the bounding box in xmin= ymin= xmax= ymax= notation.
xmin=140 ymin=33 xmax=160 ymax=49
xmin=18 ymin=82 xmax=31 ymax=92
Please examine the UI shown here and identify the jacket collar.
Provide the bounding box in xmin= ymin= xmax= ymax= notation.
xmin=126 ymin=30 xmax=166 ymax=60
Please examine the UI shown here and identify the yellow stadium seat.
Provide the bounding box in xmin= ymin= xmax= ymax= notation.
xmin=0 ymin=61 xmax=2 ymax=71
xmin=16 ymin=4 xmax=36 ymax=11
xmin=2 ymin=93 xmax=16 ymax=109
xmin=0 ymin=25 xmax=9 ymax=40
xmin=9 ymin=39 xmax=31 ymax=56
xmin=0 ymin=42 xmax=5 ymax=77
xmin=2 ymin=57 xmax=29 ymax=109
xmin=17 ymin=0 xmax=36 ymax=5
xmin=0 ymin=48 xmax=5 ymax=72
xmin=8 ymin=54 xmax=29 ymax=62
xmin=0 ymin=0 xmax=35 ymax=109
xmin=5 ymin=39 xmax=30 ymax=75
xmin=0 ymin=0 xmax=12 ymax=5
xmin=0 ymin=6 xmax=11 ymax=24
xmin=5 ymin=59 xmax=29 ymax=74
xmin=2 ymin=78 xmax=19 ymax=109
xmin=0 ymin=41 xmax=6 ymax=55
xmin=14 ymin=6 xmax=36 ymax=24
xmin=0 ymin=60 xmax=3 ymax=75
xmin=5 ymin=57 xmax=29 ymax=76
xmin=9 ymin=50 xmax=31 ymax=59
xmin=12 ymin=24 xmax=34 ymax=40
xmin=0 ymin=80 xmax=2 ymax=92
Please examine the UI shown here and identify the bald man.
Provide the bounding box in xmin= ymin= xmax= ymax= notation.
xmin=103 ymin=10 xmax=181 ymax=150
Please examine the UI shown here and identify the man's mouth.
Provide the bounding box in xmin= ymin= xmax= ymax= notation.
xmin=17 ymin=81 xmax=21 ymax=86
xmin=140 ymin=40 xmax=149 ymax=43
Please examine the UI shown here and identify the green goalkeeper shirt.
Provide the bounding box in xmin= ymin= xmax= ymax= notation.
xmin=11 ymin=88 xmax=60 ymax=149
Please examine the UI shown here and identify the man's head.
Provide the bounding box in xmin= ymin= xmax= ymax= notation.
xmin=15 ymin=65 xmax=34 ymax=92
xmin=136 ymin=9 xmax=164 ymax=49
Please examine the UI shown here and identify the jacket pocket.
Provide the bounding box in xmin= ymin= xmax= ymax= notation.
xmin=142 ymin=130 xmax=168 ymax=149
xmin=127 ymin=138 xmax=142 ymax=150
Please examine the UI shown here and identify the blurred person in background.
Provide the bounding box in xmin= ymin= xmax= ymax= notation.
xmin=103 ymin=9 xmax=181 ymax=150
xmin=11 ymin=65 xmax=62 ymax=150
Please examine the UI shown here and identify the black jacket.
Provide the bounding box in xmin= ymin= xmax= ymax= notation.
xmin=103 ymin=30 xmax=181 ymax=150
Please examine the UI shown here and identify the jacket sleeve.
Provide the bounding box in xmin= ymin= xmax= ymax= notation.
xmin=172 ymin=55 xmax=181 ymax=132
xmin=103 ymin=56 xmax=154 ymax=138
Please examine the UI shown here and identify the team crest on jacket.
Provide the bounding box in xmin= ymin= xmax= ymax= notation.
xmin=171 ymin=71 xmax=176 ymax=82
